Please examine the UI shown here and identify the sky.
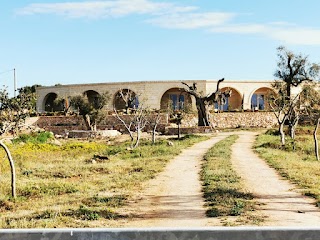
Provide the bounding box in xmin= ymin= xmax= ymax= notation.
xmin=1 ymin=0 xmax=320 ymax=96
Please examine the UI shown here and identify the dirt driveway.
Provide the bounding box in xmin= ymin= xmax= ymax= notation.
xmin=121 ymin=132 xmax=320 ymax=227
xmin=231 ymin=131 xmax=320 ymax=226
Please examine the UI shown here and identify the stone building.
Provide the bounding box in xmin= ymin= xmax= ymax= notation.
xmin=36 ymin=80 xmax=276 ymax=113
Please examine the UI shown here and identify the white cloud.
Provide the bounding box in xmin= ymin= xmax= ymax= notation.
xmin=16 ymin=0 xmax=196 ymax=18
xmin=16 ymin=0 xmax=320 ymax=45
xmin=268 ymin=27 xmax=320 ymax=45
xmin=148 ymin=12 xmax=235 ymax=29
xmin=211 ymin=24 xmax=266 ymax=34
xmin=210 ymin=23 xmax=320 ymax=45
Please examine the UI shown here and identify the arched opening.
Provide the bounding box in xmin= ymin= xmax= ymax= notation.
xmin=83 ymin=90 xmax=100 ymax=109
xmin=215 ymin=87 xmax=242 ymax=111
xmin=44 ymin=92 xmax=62 ymax=112
xmin=160 ymin=88 xmax=192 ymax=111
xmin=251 ymin=87 xmax=275 ymax=111
xmin=114 ymin=89 xmax=139 ymax=111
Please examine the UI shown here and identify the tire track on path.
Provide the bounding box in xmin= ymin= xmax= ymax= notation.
xmin=231 ymin=131 xmax=320 ymax=226
xmin=122 ymin=133 xmax=231 ymax=227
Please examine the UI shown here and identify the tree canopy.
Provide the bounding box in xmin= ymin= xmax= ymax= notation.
xmin=69 ymin=91 xmax=110 ymax=131
xmin=274 ymin=46 xmax=320 ymax=97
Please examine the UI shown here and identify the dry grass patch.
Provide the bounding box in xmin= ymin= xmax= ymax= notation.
xmin=201 ymin=135 xmax=263 ymax=226
xmin=254 ymin=130 xmax=320 ymax=207
xmin=0 ymin=134 xmax=209 ymax=228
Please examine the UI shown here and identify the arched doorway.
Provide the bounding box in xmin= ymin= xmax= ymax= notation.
xmin=113 ymin=89 xmax=139 ymax=111
xmin=44 ymin=92 xmax=62 ymax=112
xmin=83 ymin=90 xmax=100 ymax=109
xmin=251 ymin=87 xmax=275 ymax=111
xmin=160 ymin=88 xmax=192 ymax=111
xmin=215 ymin=87 xmax=242 ymax=111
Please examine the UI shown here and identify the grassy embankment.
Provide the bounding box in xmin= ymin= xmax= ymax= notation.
xmin=254 ymin=129 xmax=320 ymax=208
xmin=0 ymin=132 xmax=209 ymax=228
xmin=201 ymin=135 xmax=263 ymax=226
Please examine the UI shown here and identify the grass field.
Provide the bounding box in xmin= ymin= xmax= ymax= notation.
xmin=254 ymin=129 xmax=320 ymax=208
xmin=0 ymin=133 xmax=209 ymax=228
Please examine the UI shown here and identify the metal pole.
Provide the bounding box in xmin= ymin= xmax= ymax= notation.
xmin=13 ymin=68 xmax=17 ymax=97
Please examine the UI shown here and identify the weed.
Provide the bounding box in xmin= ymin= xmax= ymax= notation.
xmin=201 ymin=135 xmax=259 ymax=225
xmin=77 ymin=205 xmax=100 ymax=220
xmin=12 ymin=131 xmax=54 ymax=144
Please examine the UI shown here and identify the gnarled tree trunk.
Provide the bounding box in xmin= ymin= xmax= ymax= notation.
xmin=0 ymin=139 xmax=16 ymax=198
xmin=314 ymin=118 xmax=320 ymax=161
xmin=183 ymin=78 xmax=225 ymax=127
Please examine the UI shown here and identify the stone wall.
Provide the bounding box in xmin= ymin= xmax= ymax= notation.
xmin=35 ymin=112 xmax=277 ymax=135
xmin=35 ymin=114 xmax=169 ymax=135
xmin=35 ymin=116 xmax=86 ymax=135
xmin=181 ymin=112 xmax=277 ymax=129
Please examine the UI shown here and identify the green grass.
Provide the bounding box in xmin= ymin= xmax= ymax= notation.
xmin=254 ymin=130 xmax=320 ymax=208
xmin=12 ymin=131 xmax=54 ymax=144
xmin=0 ymin=134 xmax=209 ymax=228
xmin=200 ymin=135 xmax=262 ymax=226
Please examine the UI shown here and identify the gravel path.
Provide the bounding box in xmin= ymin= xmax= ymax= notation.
xmin=121 ymin=131 xmax=320 ymax=227
xmin=123 ymin=134 xmax=230 ymax=227
xmin=231 ymin=131 xmax=320 ymax=226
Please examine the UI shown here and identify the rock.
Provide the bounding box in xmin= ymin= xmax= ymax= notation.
xmin=94 ymin=155 xmax=109 ymax=160
xmin=97 ymin=130 xmax=122 ymax=138
xmin=91 ymin=160 xmax=97 ymax=164
xmin=167 ymin=141 xmax=174 ymax=146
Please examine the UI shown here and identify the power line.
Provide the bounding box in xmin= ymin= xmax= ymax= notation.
xmin=0 ymin=69 xmax=14 ymax=75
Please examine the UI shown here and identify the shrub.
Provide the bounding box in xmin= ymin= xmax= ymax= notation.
xmin=13 ymin=132 xmax=54 ymax=144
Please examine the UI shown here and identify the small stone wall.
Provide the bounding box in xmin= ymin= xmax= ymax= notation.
xmin=35 ymin=114 xmax=169 ymax=135
xmin=35 ymin=112 xmax=277 ymax=135
xmin=165 ymin=126 xmax=213 ymax=135
xmin=181 ymin=112 xmax=277 ymax=129
xmin=35 ymin=116 xmax=87 ymax=134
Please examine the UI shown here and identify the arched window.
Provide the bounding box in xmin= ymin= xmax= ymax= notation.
xmin=44 ymin=92 xmax=62 ymax=112
xmin=214 ymin=87 xmax=242 ymax=111
xmin=160 ymin=88 xmax=191 ymax=111
xmin=251 ymin=87 xmax=275 ymax=111
xmin=114 ymin=89 xmax=139 ymax=111
xmin=83 ymin=90 xmax=100 ymax=109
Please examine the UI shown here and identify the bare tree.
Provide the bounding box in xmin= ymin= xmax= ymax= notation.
xmin=268 ymin=84 xmax=300 ymax=146
xmin=147 ymin=109 xmax=163 ymax=144
xmin=115 ymin=89 xmax=137 ymax=114
xmin=274 ymin=46 xmax=320 ymax=139
xmin=114 ymin=104 xmax=148 ymax=149
xmin=298 ymin=84 xmax=320 ymax=160
xmin=182 ymin=78 xmax=230 ymax=126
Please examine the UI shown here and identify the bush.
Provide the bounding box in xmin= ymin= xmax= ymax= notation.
xmin=13 ymin=132 xmax=54 ymax=144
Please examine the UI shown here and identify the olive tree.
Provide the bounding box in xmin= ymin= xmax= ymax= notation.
xmin=69 ymin=91 xmax=110 ymax=131
xmin=273 ymin=46 xmax=320 ymax=143
xmin=182 ymin=78 xmax=231 ymax=126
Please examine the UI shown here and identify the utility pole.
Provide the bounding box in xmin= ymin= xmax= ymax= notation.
xmin=13 ymin=68 xmax=17 ymax=97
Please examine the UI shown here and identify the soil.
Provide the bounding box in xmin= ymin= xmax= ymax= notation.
xmin=120 ymin=131 xmax=320 ymax=227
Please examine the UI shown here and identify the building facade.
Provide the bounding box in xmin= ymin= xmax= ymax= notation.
xmin=36 ymin=80 xmax=276 ymax=112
